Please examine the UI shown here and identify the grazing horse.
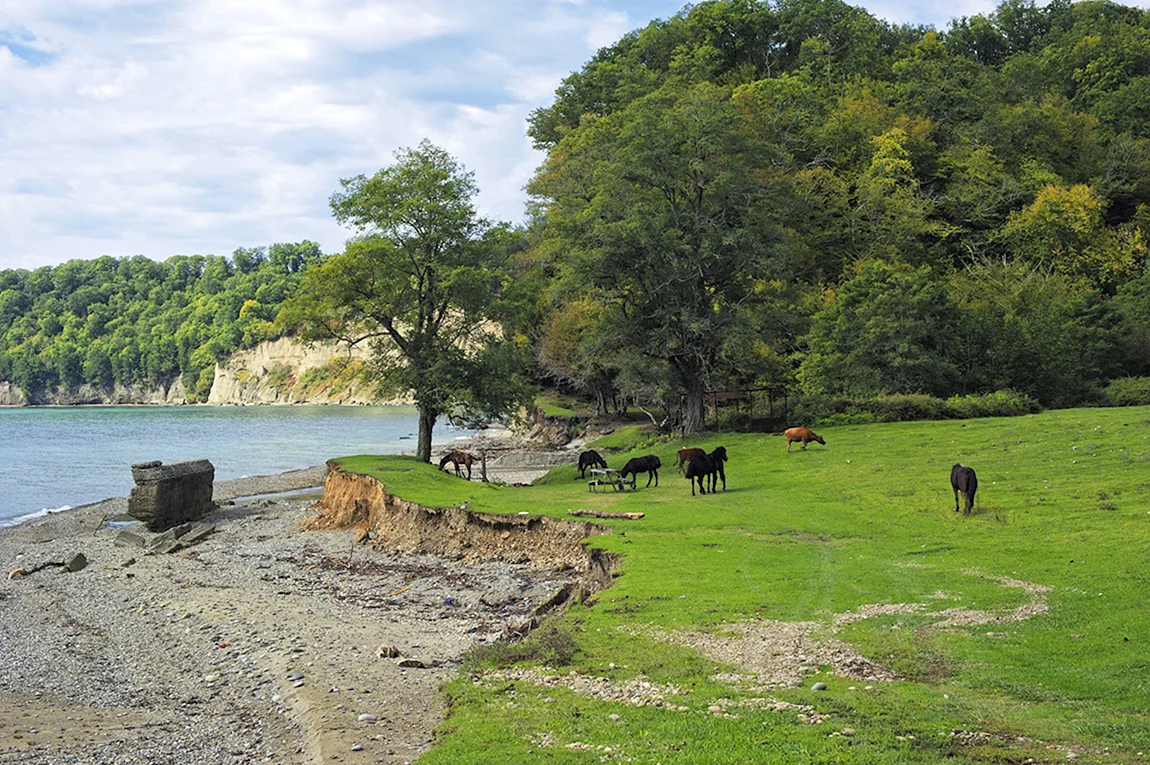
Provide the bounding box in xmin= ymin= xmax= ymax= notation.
xmin=685 ymin=446 xmax=728 ymax=496
xmin=676 ymin=448 xmax=705 ymax=474
xmin=951 ymin=464 xmax=978 ymax=515
xmin=438 ymin=450 xmax=475 ymax=480
xmin=577 ymin=449 xmax=608 ymax=479
xmin=784 ymin=427 xmax=825 ymax=453
xmin=620 ymin=455 xmax=662 ymax=488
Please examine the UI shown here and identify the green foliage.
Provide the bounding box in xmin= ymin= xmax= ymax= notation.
xmin=462 ymin=624 xmax=579 ymax=673
xmin=799 ymin=261 xmax=960 ymax=398
xmin=1104 ymin=376 xmax=1150 ymax=406
xmin=285 ymin=141 xmax=534 ymax=461
xmin=788 ymin=389 xmax=1040 ymax=427
xmin=0 ymin=246 xmax=321 ymax=399
xmin=525 ymin=0 xmax=1150 ymax=415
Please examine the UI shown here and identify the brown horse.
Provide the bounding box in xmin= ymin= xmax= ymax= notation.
xmin=784 ymin=427 xmax=825 ymax=453
xmin=676 ymin=448 xmax=705 ymax=473
xmin=438 ymin=449 xmax=475 ymax=480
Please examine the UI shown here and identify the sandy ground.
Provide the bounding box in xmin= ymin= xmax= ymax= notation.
xmin=0 ymin=433 xmax=577 ymax=765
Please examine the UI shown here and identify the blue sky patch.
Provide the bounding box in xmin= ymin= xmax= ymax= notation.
xmin=0 ymin=28 xmax=58 ymax=68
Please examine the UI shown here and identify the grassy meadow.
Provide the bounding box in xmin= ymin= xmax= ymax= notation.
xmin=332 ymin=406 xmax=1150 ymax=763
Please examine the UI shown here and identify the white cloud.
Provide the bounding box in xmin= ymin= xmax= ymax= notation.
xmin=4 ymin=0 xmax=1126 ymax=270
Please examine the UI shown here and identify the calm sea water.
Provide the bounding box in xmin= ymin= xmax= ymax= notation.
xmin=0 ymin=406 xmax=472 ymax=526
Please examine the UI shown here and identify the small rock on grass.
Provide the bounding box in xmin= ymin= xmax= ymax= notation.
xmin=811 ymin=682 xmax=828 ymax=691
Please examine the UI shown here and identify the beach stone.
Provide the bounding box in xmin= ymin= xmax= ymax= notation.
xmin=64 ymin=553 xmax=88 ymax=572
xmin=128 ymin=459 xmax=216 ymax=532
xmin=181 ymin=523 xmax=217 ymax=546
xmin=357 ymin=713 xmax=377 ymax=722
xmin=114 ymin=530 xmax=148 ymax=549
xmin=396 ymin=658 xmax=426 ymax=669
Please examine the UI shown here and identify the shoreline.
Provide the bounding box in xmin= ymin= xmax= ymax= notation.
xmin=0 ymin=432 xmax=579 ymax=764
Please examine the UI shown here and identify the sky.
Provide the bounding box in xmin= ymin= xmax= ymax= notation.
xmin=0 ymin=0 xmax=1074 ymax=270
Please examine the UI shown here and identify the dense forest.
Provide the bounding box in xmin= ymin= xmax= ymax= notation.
xmin=6 ymin=0 xmax=1150 ymax=424
xmin=0 ymin=243 xmax=321 ymax=401
xmin=505 ymin=0 xmax=1150 ymax=429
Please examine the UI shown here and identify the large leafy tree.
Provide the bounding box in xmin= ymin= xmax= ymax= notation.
xmin=531 ymin=81 xmax=779 ymax=433
xmin=284 ymin=140 xmax=530 ymax=462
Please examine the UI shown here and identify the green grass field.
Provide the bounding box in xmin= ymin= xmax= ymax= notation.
xmin=333 ymin=406 xmax=1150 ymax=763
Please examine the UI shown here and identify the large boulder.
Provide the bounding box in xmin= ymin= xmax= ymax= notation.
xmin=128 ymin=459 xmax=217 ymax=531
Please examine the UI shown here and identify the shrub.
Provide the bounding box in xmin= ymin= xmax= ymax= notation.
xmin=1104 ymin=377 xmax=1150 ymax=407
xmin=865 ymin=393 xmax=950 ymax=422
xmin=784 ymin=389 xmax=1041 ymax=429
xmin=946 ymin=390 xmax=1041 ymax=418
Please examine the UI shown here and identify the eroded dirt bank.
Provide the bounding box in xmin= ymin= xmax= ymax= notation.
xmin=303 ymin=463 xmax=621 ymax=613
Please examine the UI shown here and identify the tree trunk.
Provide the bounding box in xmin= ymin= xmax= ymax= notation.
xmin=683 ymin=375 xmax=707 ymax=434
xmin=416 ymin=404 xmax=437 ymax=463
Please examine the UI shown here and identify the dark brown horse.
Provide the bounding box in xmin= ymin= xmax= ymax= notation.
xmin=578 ymin=449 xmax=608 ymax=479
xmin=438 ymin=450 xmax=475 ymax=480
xmin=685 ymin=446 xmax=728 ymax=496
xmin=620 ymin=455 xmax=661 ymax=488
xmin=951 ymin=463 xmax=978 ymax=515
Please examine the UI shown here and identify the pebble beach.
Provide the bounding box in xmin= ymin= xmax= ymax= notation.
xmin=0 ymin=434 xmax=578 ymax=764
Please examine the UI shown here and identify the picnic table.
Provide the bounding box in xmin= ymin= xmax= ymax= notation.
xmin=588 ymin=468 xmax=636 ymax=492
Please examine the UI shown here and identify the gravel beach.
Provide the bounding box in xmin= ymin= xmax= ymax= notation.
xmin=0 ymin=433 xmax=579 ymax=764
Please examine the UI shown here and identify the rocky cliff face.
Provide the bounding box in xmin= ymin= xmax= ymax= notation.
xmin=0 ymin=380 xmax=188 ymax=406
xmin=0 ymin=337 xmax=406 ymax=406
xmin=207 ymin=337 xmax=409 ymax=405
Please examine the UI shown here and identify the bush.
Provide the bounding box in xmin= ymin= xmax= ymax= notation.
xmin=946 ymin=390 xmax=1041 ymax=418
xmin=1104 ymin=377 xmax=1150 ymax=407
xmin=866 ymin=394 xmax=950 ymax=422
xmin=785 ymin=389 xmax=1040 ymax=428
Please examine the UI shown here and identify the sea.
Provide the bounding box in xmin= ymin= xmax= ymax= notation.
xmin=0 ymin=405 xmax=473 ymax=527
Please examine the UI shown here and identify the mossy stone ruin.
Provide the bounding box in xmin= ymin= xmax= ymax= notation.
xmin=128 ymin=459 xmax=216 ymax=532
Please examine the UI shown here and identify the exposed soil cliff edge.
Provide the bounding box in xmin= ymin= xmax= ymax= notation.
xmin=208 ymin=337 xmax=409 ymax=405
xmin=303 ymin=463 xmax=620 ymax=596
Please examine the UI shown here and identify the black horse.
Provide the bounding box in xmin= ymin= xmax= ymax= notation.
xmin=620 ymin=455 xmax=662 ymax=488
xmin=686 ymin=446 xmax=728 ymax=496
xmin=577 ymin=449 xmax=608 ymax=479
xmin=951 ymin=463 xmax=978 ymax=515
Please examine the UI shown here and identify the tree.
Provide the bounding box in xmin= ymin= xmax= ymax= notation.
xmin=530 ymin=81 xmax=778 ymax=433
xmin=798 ymin=260 xmax=959 ymax=397
xmin=284 ymin=140 xmax=531 ymax=462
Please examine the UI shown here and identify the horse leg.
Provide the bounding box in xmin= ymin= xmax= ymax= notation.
xmin=466 ymin=461 xmax=472 ymax=481
xmin=953 ymin=487 xmax=960 ymax=513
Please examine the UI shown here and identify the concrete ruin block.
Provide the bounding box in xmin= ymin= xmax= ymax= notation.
xmin=128 ymin=459 xmax=217 ymax=532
